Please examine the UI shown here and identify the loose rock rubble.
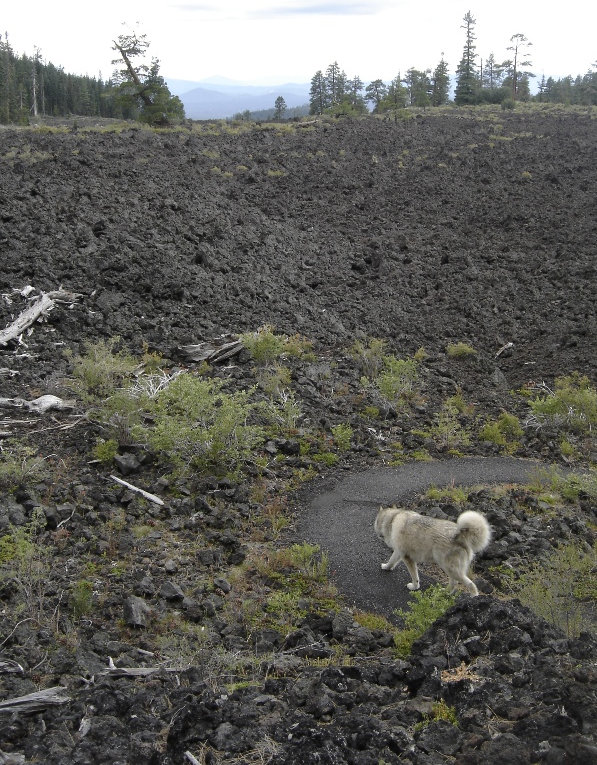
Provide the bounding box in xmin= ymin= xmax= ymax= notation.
xmin=0 ymin=112 xmax=595 ymax=763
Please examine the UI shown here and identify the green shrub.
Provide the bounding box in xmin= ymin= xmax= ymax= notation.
xmin=415 ymin=699 xmax=459 ymax=731
xmin=92 ymin=438 xmax=119 ymax=464
xmin=137 ymin=373 xmax=264 ymax=478
xmin=66 ymin=337 xmax=137 ymax=401
xmin=241 ymin=325 xmax=311 ymax=366
xmin=528 ymin=373 xmax=597 ymax=434
xmin=425 ymin=486 xmax=469 ymax=504
xmin=375 ymin=356 xmax=420 ymax=405
xmin=71 ymin=579 xmax=94 ymax=618
xmin=429 ymin=403 xmax=471 ymax=452
xmin=263 ymin=389 xmax=302 ymax=432
xmin=0 ymin=507 xmax=53 ymax=625
xmin=0 ymin=443 xmax=50 ymax=490
xmin=349 ymin=337 xmax=387 ymax=377
xmin=446 ymin=342 xmax=477 ymax=358
xmin=510 ymin=541 xmax=596 ymax=637
xmin=531 ymin=466 xmax=597 ymax=503
xmin=331 ymin=423 xmax=353 ymax=452
xmin=394 ymin=585 xmax=456 ymax=657
xmin=479 ymin=412 xmax=523 ymax=453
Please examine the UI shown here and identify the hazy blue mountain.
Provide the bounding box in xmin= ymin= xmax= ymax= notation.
xmin=166 ymin=77 xmax=310 ymax=119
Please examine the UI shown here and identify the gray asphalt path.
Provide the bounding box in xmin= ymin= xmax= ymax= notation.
xmin=294 ymin=457 xmax=545 ymax=619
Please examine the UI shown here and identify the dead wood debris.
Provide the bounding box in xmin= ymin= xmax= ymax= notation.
xmin=0 ymin=288 xmax=82 ymax=347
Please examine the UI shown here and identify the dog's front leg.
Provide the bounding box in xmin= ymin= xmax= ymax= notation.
xmin=381 ymin=550 xmax=402 ymax=570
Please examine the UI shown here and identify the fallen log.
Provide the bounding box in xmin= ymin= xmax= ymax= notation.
xmin=179 ymin=334 xmax=243 ymax=364
xmin=0 ymin=395 xmax=74 ymax=414
xmin=0 ymin=687 xmax=70 ymax=714
xmin=0 ymin=289 xmax=81 ymax=346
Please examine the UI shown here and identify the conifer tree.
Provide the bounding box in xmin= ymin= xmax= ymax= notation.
xmin=431 ymin=56 xmax=450 ymax=106
xmin=111 ymin=31 xmax=184 ymax=125
xmin=504 ymin=33 xmax=533 ymax=99
xmin=309 ymin=70 xmax=328 ymax=114
xmin=365 ymin=79 xmax=388 ymax=112
xmin=454 ymin=11 xmax=479 ymax=105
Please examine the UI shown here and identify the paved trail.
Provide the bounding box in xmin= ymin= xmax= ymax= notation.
xmin=295 ymin=457 xmax=545 ymax=618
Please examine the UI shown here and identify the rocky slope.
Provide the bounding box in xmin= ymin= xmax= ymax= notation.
xmin=0 ymin=110 xmax=595 ymax=763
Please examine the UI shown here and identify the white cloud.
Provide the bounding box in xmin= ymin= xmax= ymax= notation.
xmin=2 ymin=2 xmax=595 ymax=85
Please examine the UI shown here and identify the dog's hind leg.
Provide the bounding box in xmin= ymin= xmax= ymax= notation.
xmin=461 ymin=575 xmax=479 ymax=596
xmin=447 ymin=569 xmax=478 ymax=596
xmin=403 ymin=555 xmax=420 ymax=591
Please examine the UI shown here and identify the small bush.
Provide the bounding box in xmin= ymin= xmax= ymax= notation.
xmin=0 ymin=443 xmax=50 ymax=490
xmin=510 ymin=541 xmax=596 ymax=637
xmin=527 ymin=373 xmax=597 ymax=434
xmin=137 ymin=373 xmax=264 ymax=478
xmin=479 ymin=412 xmax=523 ymax=453
xmin=446 ymin=342 xmax=477 ymax=359
xmin=394 ymin=585 xmax=456 ymax=657
xmin=429 ymin=403 xmax=471 ymax=452
xmin=242 ymin=325 xmax=311 ymax=366
xmin=66 ymin=337 xmax=137 ymax=402
xmin=415 ymin=699 xmax=459 ymax=731
xmin=331 ymin=423 xmax=353 ymax=452
xmin=71 ymin=579 xmax=94 ymax=618
xmin=375 ymin=356 xmax=420 ymax=405
xmin=349 ymin=338 xmax=386 ymax=377
xmin=92 ymin=438 xmax=119 ymax=464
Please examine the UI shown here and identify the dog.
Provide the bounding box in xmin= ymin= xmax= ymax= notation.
xmin=374 ymin=505 xmax=491 ymax=596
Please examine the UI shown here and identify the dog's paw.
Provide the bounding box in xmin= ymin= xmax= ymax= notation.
xmin=407 ymin=583 xmax=420 ymax=591
xmin=381 ymin=563 xmax=391 ymax=570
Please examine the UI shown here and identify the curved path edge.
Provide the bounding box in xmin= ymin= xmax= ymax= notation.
xmin=294 ymin=457 xmax=551 ymax=617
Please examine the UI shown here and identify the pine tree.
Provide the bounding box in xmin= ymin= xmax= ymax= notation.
xmin=346 ymin=75 xmax=367 ymax=113
xmin=111 ymin=31 xmax=184 ymax=125
xmin=505 ymin=33 xmax=533 ymax=99
xmin=309 ymin=70 xmax=328 ymax=114
xmin=454 ymin=11 xmax=479 ymax=105
xmin=274 ymin=96 xmax=287 ymax=120
xmin=431 ymin=56 xmax=450 ymax=106
xmin=404 ymin=69 xmax=432 ymax=107
xmin=325 ymin=61 xmax=346 ymax=106
xmin=365 ymin=79 xmax=388 ymax=112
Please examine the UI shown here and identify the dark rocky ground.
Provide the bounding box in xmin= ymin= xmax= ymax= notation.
xmin=0 ymin=110 xmax=595 ymax=763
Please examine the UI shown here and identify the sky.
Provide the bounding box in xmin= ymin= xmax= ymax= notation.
xmin=2 ymin=1 xmax=595 ymax=86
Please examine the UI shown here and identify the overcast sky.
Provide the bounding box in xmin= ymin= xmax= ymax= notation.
xmin=3 ymin=1 xmax=595 ymax=86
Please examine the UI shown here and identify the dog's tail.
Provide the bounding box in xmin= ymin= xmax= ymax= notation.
xmin=455 ymin=511 xmax=491 ymax=553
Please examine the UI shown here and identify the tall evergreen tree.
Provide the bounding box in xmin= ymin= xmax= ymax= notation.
xmin=378 ymin=74 xmax=408 ymax=113
xmin=431 ymin=56 xmax=450 ymax=106
xmin=274 ymin=95 xmax=287 ymax=120
xmin=346 ymin=75 xmax=367 ymax=113
xmin=325 ymin=61 xmax=346 ymax=106
xmin=365 ymin=79 xmax=388 ymax=112
xmin=504 ymin=33 xmax=533 ymax=99
xmin=404 ymin=68 xmax=432 ymax=107
xmin=111 ymin=31 xmax=184 ymax=125
xmin=309 ymin=69 xmax=328 ymax=114
xmin=454 ymin=11 xmax=479 ymax=105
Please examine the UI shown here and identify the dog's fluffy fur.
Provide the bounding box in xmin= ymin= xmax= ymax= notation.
xmin=374 ymin=506 xmax=491 ymax=596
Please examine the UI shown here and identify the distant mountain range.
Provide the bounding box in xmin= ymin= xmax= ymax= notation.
xmin=166 ymin=77 xmax=310 ymax=120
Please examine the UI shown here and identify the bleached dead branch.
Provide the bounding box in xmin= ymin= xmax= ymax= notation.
xmin=0 ymin=289 xmax=81 ymax=346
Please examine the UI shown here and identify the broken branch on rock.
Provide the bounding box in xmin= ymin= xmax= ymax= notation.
xmin=0 ymin=687 xmax=71 ymax=714
xmin=0 ymin=395 xmax=75 ymax=414
xmin=179 ymin=334 xmax=243 ymax=364
xmin=109 ymin=475 xmax=165 ymax=506
xmin=0 ymin=289 xmax=82 ymax=347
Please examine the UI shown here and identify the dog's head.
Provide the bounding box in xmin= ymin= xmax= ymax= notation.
xmin=374 ymin=505 xmax=395 ymax=540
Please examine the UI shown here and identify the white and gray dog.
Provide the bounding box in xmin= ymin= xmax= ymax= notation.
xmin=374 ymin=506 xmax=491 ymax=596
